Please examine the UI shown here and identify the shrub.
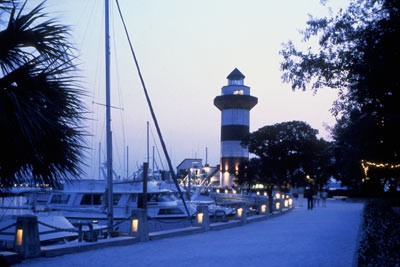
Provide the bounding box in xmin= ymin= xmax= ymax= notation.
xmin=357 ymin=199 xmax=400 ymax=267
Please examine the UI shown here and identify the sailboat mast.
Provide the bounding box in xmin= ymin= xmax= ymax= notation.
xmin=99 ymin=142 xmax=101 ymax=179
xmin=147 ymin=121 xmax=150 ymax=164
xmin=126 ymin=146 xmax=129 ymax=179
xmin=105 ymin=0 xmax=113 ymax=231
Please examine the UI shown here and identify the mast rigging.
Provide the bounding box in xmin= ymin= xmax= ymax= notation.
xmin=115 ymin=0 xmax=192 ymax=220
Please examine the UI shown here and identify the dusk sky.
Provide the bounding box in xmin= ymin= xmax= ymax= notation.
xmin=39 ymin=0 xmax=349 ymax=178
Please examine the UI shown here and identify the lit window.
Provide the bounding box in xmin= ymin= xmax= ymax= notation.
xmin=233 ymin=90 xmax=244 ymax=95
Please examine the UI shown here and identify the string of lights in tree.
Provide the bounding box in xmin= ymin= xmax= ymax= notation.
xmin=361 ymin=160 xmax=400 ymax=182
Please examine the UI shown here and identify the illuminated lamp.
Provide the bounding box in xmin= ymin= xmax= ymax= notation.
xmin=237 ymin=207 xmax=243 ymax=218
xmin=197 ymin=212 xmax=204 ymax=224
xmin=16 ymin=228 xmax=23 ymax=246
xmin=131 ymin=219 xmax=139 ymax=233
xmin=261 ymin=204 xmax=267 ymax=213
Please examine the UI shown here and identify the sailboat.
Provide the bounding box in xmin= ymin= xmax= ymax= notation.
xmin=34 ymin=0 xmax=197 ymax=231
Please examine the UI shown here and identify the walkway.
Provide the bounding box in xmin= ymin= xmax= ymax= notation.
xmin=15 ymin=200 xmax=364 ymax=267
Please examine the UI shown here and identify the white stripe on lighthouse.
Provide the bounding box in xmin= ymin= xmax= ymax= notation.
xmin=221 ymin=141 xmax=249 ymax=158
xmin=221 ymin=109 xmax=249 ymax=126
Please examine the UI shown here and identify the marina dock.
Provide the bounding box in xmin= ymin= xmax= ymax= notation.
xmin=9 ymin=199 xmax=363 ymax=267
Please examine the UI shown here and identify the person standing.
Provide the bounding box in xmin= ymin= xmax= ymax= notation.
xmin=305 ymin=186 xmax=314 ymax=210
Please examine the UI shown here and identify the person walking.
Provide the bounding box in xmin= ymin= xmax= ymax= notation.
xmin=305 ymin=186 xmax=314 ymax=210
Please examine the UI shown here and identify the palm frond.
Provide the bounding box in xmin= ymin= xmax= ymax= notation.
xmin=0 ymin=0 xmax=72 ymax=74
xmin=0 ymin=1 xmax=87 ymax=188
xmin=0 ymin=0 xmax=14 ymax=11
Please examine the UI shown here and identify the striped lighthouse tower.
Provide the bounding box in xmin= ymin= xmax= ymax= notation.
xmin=214 ymin=68 xmax=258 ymax=187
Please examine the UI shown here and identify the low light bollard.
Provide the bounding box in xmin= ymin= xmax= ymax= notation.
xmin=288 ymin=197 xmax=294 ymax=207
xmin=14 ymin=215 xmax=41 ymax=258
xmin=283 ymin=195 xmax=294 ymax=209
xmin=235 ymin=203 xmax=247 ymax=225
xmin=129 ymin=209 xmax=148 ymax=242
xmin=194 ymin=205 xmax=210 ymax=231
xmin=284 ymin=198 xmax=289 ymax=209
xmin=273 ymin=193 xmax=283 ymax=213
xmin=274 ymin=199 xmax=283 ymax=213
xmin=258 ymin=203 xmax=268 ymax=216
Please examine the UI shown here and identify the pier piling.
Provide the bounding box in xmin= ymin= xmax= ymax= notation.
xmin=14 ymin=215 xmax=40 ymax=258
xmin=130 ymin=209 xmax=149 ymax=242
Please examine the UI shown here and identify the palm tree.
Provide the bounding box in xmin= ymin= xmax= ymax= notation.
xmin=0 ymin=0 xmax=86 ymax=190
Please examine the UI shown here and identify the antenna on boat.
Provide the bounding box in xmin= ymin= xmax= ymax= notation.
xmin=105 ymin=0 xmax=114 ymax=232
xmin=126 ymin=146 xmax=129 ymax=179
xmin=152 ymin=146 xmax=155 ymax=178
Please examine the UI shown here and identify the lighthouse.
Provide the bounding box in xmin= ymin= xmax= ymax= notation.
xmin=214 ymin=68 xmax=258 ymax=187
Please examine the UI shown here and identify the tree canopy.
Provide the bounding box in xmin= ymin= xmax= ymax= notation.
xmin=0 ymin=1 xmax=87 ymax=189
xmin=242 ymin=121 xmax=332 ymax=191
xmin=280 ymin=0 xmax=400 ymax=193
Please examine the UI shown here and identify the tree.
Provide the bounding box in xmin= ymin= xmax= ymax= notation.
xmin=310 ymin=137 xmax=335 ymax=191
xmin=0 ymin=1 xmax=86 ymax=189
xmin=242 ymin=121 xmax=333 ymax=212
xmin=243 ymin=121 xmax=332 ymax=190
xmin=235 ymin=157 xmax=261 ymax=188
xmin=280 ymin=0 xmax=400 ymax=193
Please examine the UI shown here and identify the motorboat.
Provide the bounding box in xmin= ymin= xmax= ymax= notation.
xmin=42 ymin=179 xmax=197 ymax=227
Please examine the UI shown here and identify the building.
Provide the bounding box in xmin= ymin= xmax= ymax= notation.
xmin=176 ymin=158 xmax=219 ymax=186
xmin=214 ymin=68 xmax=258 ymax=187
xmin=176 ymin=159 xmax=203 ymax=176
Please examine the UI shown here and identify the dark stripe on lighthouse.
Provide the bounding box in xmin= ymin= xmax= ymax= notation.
xmin=214 ymin=95 xmax=258 ymax=110
xmin=221 ymin=125 xmax=249 ymax=141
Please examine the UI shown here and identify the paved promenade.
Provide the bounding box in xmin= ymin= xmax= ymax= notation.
xmin=16 ymin=199 xmax=364 ymax=267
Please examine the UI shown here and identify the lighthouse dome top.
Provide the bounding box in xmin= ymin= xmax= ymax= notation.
xmin=227 ymin=68 xmax=245 ymax=80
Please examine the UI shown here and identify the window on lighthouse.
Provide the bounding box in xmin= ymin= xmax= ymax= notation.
xmin=233 ymin=90 xmax=244 ymax=95
xmin=228 ymin=79 xmax=243 ymax=86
